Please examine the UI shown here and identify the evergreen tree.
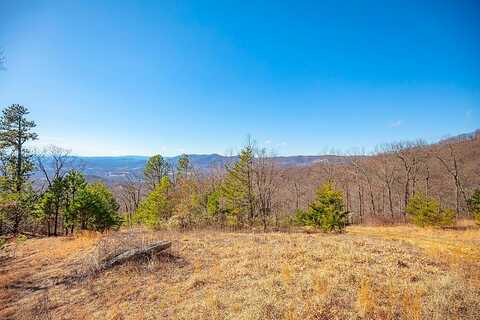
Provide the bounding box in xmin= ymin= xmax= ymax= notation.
xmin=35 ymin=177 xmax=65 ymax=236
xmin=406 ymin=193 xmax=455 ymax=227
xmin=296 ymin=182 xmax=349 ymax=232
xmin=0 ymin=104 xmax=37 ymax=233
xmin=207 ymin=190 xmax=226 ymax=225
xmin=0 ymin=105 xmax=37 ymax=192
xmin=63 ymin=170 xmax=87 ymax=234
xmin=134 ymin=176 xmax=172 ymax=228
xmin=35 ymin=190 xmax=56 ymax=236
xmin=220 ymin=146 xmax=256 ymax=227
xmin=71 ymin=182 xmax=121 ymax=231
xmin=467 ymin=189 xmax=480 ymax=225
xmin=177 ymin=153 xmax=191 ymax=178
xmin=144 ymin=154 xmax=170 ymax=190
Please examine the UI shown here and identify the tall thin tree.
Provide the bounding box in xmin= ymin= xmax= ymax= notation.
xmin=0 ymin=104 xmax=38 ymax=233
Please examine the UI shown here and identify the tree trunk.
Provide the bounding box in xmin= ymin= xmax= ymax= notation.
xmin=387 ymin=186 xmax=394 ymax=220
xmin=101 ymin=241 xmax=171 ymax=269
xmin=403 ymin=175 xmax=409 ymax=222
xmin=358 ymin=185 xmax=364 ymax=224
xmin=425 ymin=167 xmax=430 ymax=197
xmin=345 ymin=184 xmax=350 ymax=212
xmin=54 ymin=206 xmax=59 ymax=236
xmin=455 ymin=182 xmax=459 ymax=217
xmin=382 ymin=188 xmax=385 ymax=215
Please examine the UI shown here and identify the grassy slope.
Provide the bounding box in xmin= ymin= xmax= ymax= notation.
xmin=1 ymin=223 xmax=479 ymax=320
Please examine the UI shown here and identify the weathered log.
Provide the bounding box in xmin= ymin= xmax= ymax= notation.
xmin=101 ymin=241 xmax=171 ymax=269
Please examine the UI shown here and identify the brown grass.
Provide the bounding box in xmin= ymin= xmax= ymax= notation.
xmin=1 ymin=223 xmax=479 ymax=319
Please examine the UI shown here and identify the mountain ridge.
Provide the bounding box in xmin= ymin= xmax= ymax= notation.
xmin=73 ymin=153 xmax=344 ymax=181
xmin=39 ymin=129 xmax=479 ymax=183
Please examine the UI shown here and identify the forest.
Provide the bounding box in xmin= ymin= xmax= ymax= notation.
xmin=0 ymin=104 xmax=479 ymax=239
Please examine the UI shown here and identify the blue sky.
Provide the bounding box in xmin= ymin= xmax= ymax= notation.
xmin=0 ymin=0 xmax=479 ymax=156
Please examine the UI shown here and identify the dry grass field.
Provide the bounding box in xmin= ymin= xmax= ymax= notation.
xmin=1 ymin=222 xmax=479 ymax=320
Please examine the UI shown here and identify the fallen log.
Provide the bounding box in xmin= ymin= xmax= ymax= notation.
xmin=100 ymin=241 xmax=171 ymax=269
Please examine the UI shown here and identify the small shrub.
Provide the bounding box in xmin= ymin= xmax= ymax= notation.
xmin=406 ymin=193 xmax=455 ymax=227
xmin=165 ymin=216 xmax=181 ymax=230
xmin=467 ymin=189 xmax=480 ymax=225
xmin=16 ymin=234 xmax=28 ymax=244
xmin=295 ymin=182 xmax=348 ymax=232
xmin=294 ymin=208 xmax=309 ymax=226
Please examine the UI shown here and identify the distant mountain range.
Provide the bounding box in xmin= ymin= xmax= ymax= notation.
xmin=35 ymin=129 xmax=478 ymax=183
xmin=439 ymin=129 xmax=480 ymax=144
xmin=71 ymin=154 xmax=346 ymax=182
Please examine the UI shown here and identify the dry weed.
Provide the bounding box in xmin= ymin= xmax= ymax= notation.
xmin=1 ymin=224 xmax=479 ymax=319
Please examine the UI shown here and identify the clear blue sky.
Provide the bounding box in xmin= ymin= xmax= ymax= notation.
xmin=0 ymin=0 xmax=479 ymax=156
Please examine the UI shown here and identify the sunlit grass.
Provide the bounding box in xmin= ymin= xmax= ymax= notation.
xmin=1 ymin=223 xmax=479 ymax=319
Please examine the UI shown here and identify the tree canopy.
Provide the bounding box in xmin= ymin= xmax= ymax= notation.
xmin=144 ymin=154 xmax=170 ymax=190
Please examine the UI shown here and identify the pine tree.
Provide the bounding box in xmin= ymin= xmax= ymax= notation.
xmin=220 ymin=146 xmax=256 ymax=227
xmin=406 ymin=193 xmax=455 ymax=227
xmin=467 ymin=189 xmax=480 ymax=225
xmin=63 ymin=170 xmax=87 ymax=234
xmin=71 ymin=182 xmax=121 ymax=231
xmin=177 ymin=153 xmax=191 ymax=178
xmin=144 ymin=154 xmax=170 ymax=190
xmin=134 ymin=176 xmax=172 ymax=228
xmin=296 ymin=182 xmax=349 ymax=232
xmin=0 ymin=104 xmax=37 ymax=233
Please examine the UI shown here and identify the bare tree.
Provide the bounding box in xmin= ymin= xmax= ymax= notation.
xmin=352 ymin=157 xmax=377 ymax=217
xmin=117 ymin=174 xmax=144 ymax=226
xmin=287 ymin=168 xmax=310 ymax=211
xmin=34 ymin=145 xmax=78 ymax=236
xmin=35 ymin=145 xmax=75 ymax=188
xmin=375 ymin=144 xmax=398 ymax=220
xmin=320 ymin=160 xmax=336 ymax=183
xmin=435 ymin=143 xmax=468 ymax=216
xmin=342 ymin=170 xmax=352 ymax=213
xmin=392 ymin=140 xmax=426 ymax=219
xmin=253 ymin=147 xmax=278 ymax=231
xmin=424 ymin=160 xmax=431 ymax=197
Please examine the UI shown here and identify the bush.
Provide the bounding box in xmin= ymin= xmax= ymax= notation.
xmin=295 ymin=182 xmax=348 ymax=232
xmin=406 ymin=193 xmax=455 ymax=227
xmin=72 ymin=182 xmax=122 ymax=231
xmin=467 ymin=189 xmax=480 ymax=225
xmin=134 ymin=176 xmax=172 ymax=228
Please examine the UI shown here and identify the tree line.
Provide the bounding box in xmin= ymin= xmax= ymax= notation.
xmin=0 ymin=105 xmax=121 ymax=236
xmin=127 ymin=138 xmax=480 ymax=232
xmin=127 ymin=134 xmax=480 ymax=232
xmin=1 ymin=104 xmax=479 ymax=237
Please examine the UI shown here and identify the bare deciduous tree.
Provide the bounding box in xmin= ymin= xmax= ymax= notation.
xmin=253 ymin=147 xmax=278 ymax=231
xmin=35 ymin=145 xmax=75 ymax=189
xmin=435 ymin=143 xmax=468 ymax=216
xmin=375 ymin=144 xmax=398 ymax=219
xmin=352 ymin=157 xmax=377 ymax=217
xmin=392 ymin=140 xmax=426 ymax=219
xmin=117 ymin=174 xmax=144 ymax=226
